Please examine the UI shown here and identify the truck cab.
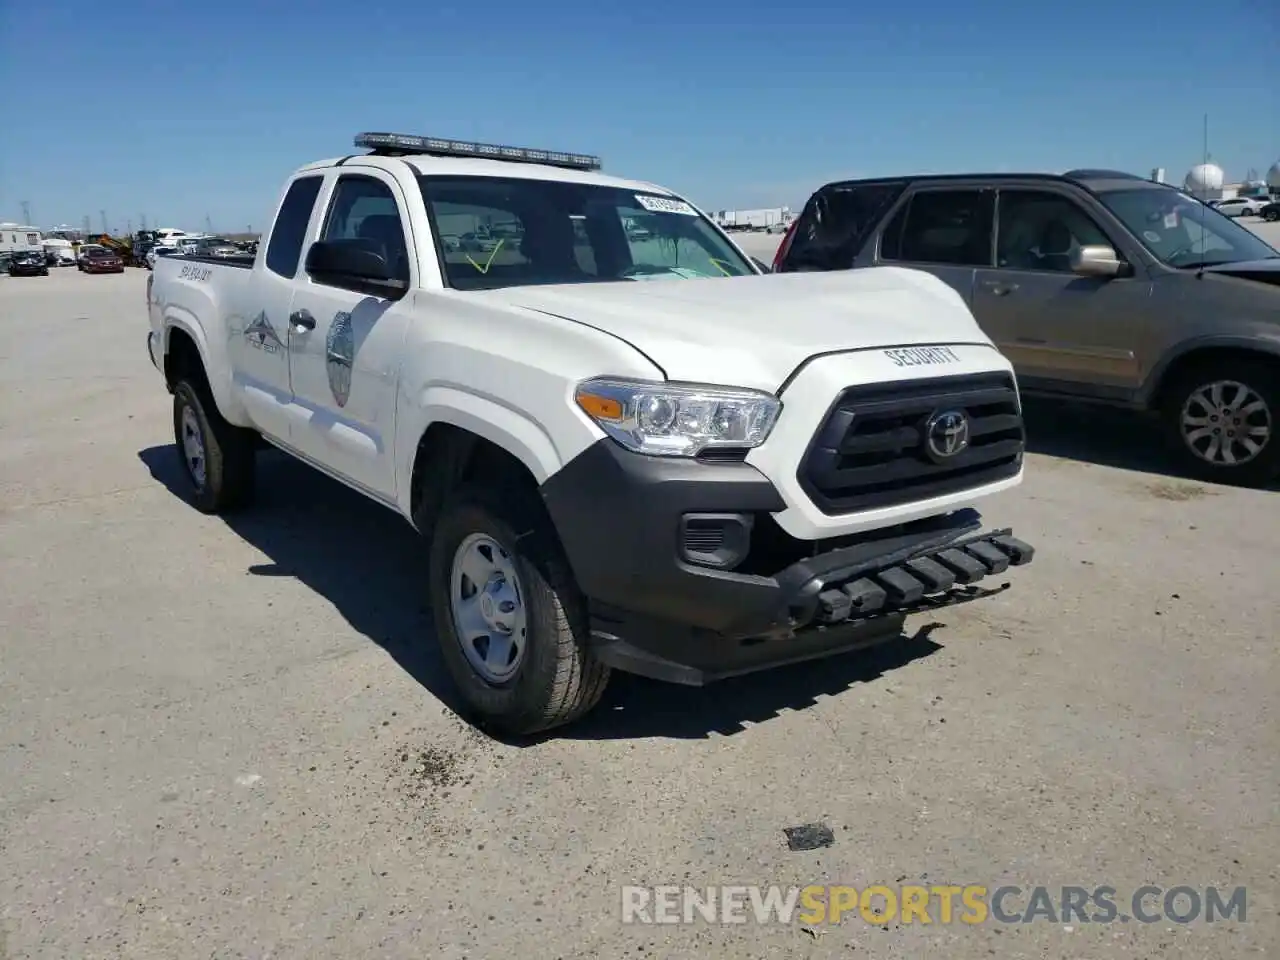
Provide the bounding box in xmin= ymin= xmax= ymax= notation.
xmin=147 ymin=132 xmax=1035 ymax=735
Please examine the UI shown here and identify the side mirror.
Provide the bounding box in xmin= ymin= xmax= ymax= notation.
xmin=1070 ymin=244 xmax=1125 ymax=278
xmin=305 ymin=240 xmax=408 ymax=297
xmin=751 ymin=256 xmax=772 ymax=273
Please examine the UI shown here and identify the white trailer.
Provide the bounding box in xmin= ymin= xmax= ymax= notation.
xmin=0 ymin=222 xmax=44 ymax=254
xmin=715 ymin=207 xmax=791 ymax=231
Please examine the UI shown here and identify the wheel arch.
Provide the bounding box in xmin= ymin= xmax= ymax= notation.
xmin=403 ymin=395 xmax=572 ymax=538
xmin=1141 ymin=338 xmax=1280 ymax=410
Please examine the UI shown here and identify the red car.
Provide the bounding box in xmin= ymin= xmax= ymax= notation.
xmin=81 ymin=247 xmax=125 ymax=274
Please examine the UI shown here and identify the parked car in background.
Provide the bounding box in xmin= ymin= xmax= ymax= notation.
xmin=774 ymin=169 xmax=1280 ymax=486
xmin=1213 ymin=196 xmax=1268 ymax=218
xmin=81 ymin=247 xmax=125 ymax=274
xmin=194 ymin=237 xmax=242 ymax=258
xmin=146 ymin=246 xmax=182 ymax=270
xmin=76 ymin=244 xmax=106 ymax=269
xmin=1259 ymin=200 xmax=1280 ymax=222
xmin=7 ymin=250 xmax=49 ymax=277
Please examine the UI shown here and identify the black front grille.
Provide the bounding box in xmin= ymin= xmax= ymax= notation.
xmin=799 ymin=372 xmax=1024 ymax=514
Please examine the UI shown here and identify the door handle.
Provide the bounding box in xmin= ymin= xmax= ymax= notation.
xmin=289 ymin=309 xmax=315 ymax=331
xmin=981 ymin=280 xmax=1019 ymax=296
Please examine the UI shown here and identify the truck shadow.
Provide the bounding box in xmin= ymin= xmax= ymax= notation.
xmin=138 ymin=444 xmax=945 ymax=742
xmin=1022 ymin=398 xmax=1279 ymax=489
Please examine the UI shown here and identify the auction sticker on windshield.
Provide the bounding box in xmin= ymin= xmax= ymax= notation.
xmin=634 ymin=194 xmax=697 ymax=216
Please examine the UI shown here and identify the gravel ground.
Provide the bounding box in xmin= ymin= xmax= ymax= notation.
xmin=1 ymin=259 xmax=1277 ymax=960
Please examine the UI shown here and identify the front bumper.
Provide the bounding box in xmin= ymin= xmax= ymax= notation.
xmin=540 ymin=439 xmax=1034 ymax=685
xmin=8 ymin=264 xmax=47 ymax=276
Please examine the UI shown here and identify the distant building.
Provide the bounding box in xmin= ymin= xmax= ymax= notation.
xmin=1183 ymin=163 xmax=1226 ymax=200
xmin=1267 ymin=161 xmax=1280 ymax=190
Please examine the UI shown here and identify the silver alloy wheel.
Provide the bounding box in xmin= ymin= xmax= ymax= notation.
xmin=1180 ymin=379 xmax=1272 ymax=467
xmin=449 ymin=533 xmax=528 ymax=684
xmin=180 ymin=404 xmax=207 ymax=488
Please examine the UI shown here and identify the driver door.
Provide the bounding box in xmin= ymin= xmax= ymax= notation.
xmin=285 ymin=171 xmax=416 ymax=502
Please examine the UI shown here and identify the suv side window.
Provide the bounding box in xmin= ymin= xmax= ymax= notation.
xmin=265 ymin=175 xmax=323 ymax=278
xmin=783 ymin=181 xmax=905 ymax=270
xmin=995 ymin=190 xmax=1114 ymax=273
xmin=881 ymin=189 xmax=995 ymax=267
xmin=319 ymin=175 xmax=410 ymax=286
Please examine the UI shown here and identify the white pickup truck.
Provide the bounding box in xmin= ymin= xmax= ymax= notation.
xmin=146 ymin=132 xmax=1035 ymax=735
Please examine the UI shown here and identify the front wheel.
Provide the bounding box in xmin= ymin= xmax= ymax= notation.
xmin=427 ymin=490 xmax=609 ymax=736
xmin=1162 ymin=360 xmax=1279 ymax=486
xmin=172 ymin=379 xmax=257 ymax=513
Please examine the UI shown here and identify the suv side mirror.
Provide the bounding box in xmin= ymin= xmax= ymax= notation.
xmin=305 ymin=240 xmax=408 ymax=297
xmin=1070 ymin=244 xmax=1126 ymax=278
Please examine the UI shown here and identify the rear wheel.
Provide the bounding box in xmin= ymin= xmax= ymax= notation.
xmin=172 ymin=379 xmax=257 ymax=513
xmin=426 ymin=488 xmax=609 ymax=736
xmin=1162 ymin=359 xmax=1279 ymax=486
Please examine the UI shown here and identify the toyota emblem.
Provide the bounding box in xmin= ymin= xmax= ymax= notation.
xmin=924 ymin=409 xmax=971 ymax=461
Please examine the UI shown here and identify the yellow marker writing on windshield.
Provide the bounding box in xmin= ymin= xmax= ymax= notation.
xmin=708 ymin=258 xmax=734 ymax=277
xmin=466 ymin=238 xmax=505 ymax=274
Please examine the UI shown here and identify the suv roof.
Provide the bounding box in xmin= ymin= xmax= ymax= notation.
xmin=813 ymin=169 xmax=1170 ymax=196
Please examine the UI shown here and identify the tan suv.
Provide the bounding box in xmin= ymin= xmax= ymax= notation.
xmin=774 ymin=170 xmax=1280 ymax=486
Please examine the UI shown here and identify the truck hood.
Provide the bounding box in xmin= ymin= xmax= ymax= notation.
xmin=1199 ymin=258 xmax=1280 ymax=287
xmin=477 ymin=267 xmax=992 ymax=392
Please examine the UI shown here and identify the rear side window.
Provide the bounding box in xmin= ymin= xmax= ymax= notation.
xmin=882 ymin=189 xmax=995 ymax=267
xmin=265 ymin=175 xmax=323 ymax=278
xmin=781 ymin=182 xmax=905 ymax=271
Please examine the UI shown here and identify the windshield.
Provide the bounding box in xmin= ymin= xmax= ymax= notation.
xmin=417 ymin=175 xmax=755 ymax=290
xmin=1096 ymin=187 xmax=1278 ymax=267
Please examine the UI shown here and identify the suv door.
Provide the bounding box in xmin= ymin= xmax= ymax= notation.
xmin=285 ymin=170 xmax=416 ymax=501
xmin=972 ymin=187 xmax=1154 ymax=396
xmin=873 ymin=186 xmax=996 ymax=307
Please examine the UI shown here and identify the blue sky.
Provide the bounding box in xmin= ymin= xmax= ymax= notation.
xmin=1 ymin=0 xmax=1276 ymax=233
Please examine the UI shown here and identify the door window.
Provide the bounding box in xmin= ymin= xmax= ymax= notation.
xmin=319 ymin=175 xmax=410 ymax=285
xmin=995 ymin=190 xmax=1113 ymax=273
xmin=265 ymin=175 xmax=323 ymax=278
xmin=881 ymin=189 xmax=995 ymax=266
xmin=782 ymin=181 xmax=906 ymax=270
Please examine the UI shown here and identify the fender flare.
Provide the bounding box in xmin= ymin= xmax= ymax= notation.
xmin=395 ymin=385 xmax=571 ymax=517
xmin=162 ymin=310 xmax=249 ymax=424
xmin=1139 ymin=335 xmax=1280 ymax=407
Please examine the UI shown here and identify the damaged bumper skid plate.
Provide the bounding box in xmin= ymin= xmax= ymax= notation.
xmin=792 ymin=529 xmax=1035 ymax=628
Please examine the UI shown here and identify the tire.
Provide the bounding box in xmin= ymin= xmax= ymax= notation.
xmin=1161 ymin=358 xmax=1280 ymax=487
xmin=426 ymin=487 xmax=609 ymax=736
xmin=172 ymin=379 xmax=257 ymax=513
xmin=1266 ymin=209 xmax=1280 ymax=222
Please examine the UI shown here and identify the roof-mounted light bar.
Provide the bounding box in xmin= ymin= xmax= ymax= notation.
xmin=354 ymin=132 xmax=602 ymax=171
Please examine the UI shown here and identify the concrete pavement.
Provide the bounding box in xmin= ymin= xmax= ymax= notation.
xmin=1 ymin=266 xmax=1276 ymax=959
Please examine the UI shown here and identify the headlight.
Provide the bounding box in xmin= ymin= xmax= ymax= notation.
xmin=574 ymin=377 xmax=781 ymax=457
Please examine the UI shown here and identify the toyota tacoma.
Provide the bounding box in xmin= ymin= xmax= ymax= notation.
xmin=146 ymin=132 xmax=1036 ymax=735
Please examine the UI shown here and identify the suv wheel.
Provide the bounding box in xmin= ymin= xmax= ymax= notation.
xmin=1162 ymin=359 xmax=1279 ymax=486
xmin=427 ymin=489 xmax=609 ymax=736
xmin=172 ymin=379 xmax=257 ymax=513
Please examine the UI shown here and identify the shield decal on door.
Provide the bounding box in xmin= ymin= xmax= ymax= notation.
xmin=326 ymin=311 xmax=354 ymax=407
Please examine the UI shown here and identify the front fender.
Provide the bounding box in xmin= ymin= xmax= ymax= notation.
xmin=394 ymin=384 xmax=600 ymax=519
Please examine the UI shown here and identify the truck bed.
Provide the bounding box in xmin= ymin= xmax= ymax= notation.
xmin=171 ymin=253 xmax=256 ymax=269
